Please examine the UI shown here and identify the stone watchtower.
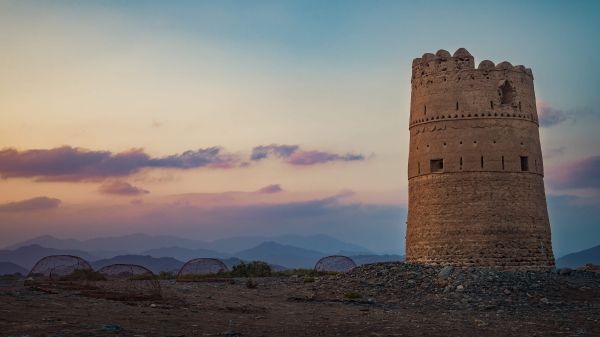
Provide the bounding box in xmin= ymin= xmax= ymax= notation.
xmin=406 ymin=48 xmax=555 ymax=271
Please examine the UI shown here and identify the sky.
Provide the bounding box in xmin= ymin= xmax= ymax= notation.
xmin=0 ymin=0 xmax=599 ymax=256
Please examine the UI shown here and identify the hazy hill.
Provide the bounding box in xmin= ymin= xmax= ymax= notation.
xmin=0 ymin=245 xmax=98 ymax=269
xmin=0 ymin=262 xmax=28 ymax=275
xmin=7 ymin=233 xmax=370 ymax=257
xmin=234 ymin=241 xmax=325 ymax=268
xmin=141 ymin=247 xmax=227 ymax=262
xmin=91 ymin=255 xmax=184 ymax=274
xmin=556 ymin=245 xmax=600 ymax=268
xmin=8 ymin=234 xmax=207 ymax=254
xmin=209 ymin=234 xmax=370 ymax=254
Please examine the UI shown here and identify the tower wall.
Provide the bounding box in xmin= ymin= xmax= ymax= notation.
xmin=406 ymin=48 xmax=555 ymax=271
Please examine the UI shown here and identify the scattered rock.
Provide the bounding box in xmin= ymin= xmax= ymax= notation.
xmin=438 ymin=266 xmax=453 ymax=279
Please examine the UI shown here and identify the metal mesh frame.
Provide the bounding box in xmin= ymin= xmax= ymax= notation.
xmin=314 ymin=255 xmax=357 ymax=273
xmin=177 ymin=258 xmax=229 ymax=280
xmin=28 ymin=255 xmax=92 ymax=280
xmin=97 ymin=264 xmax=155 ymax=279
xmin=95 ymin=264 xmax=161 ymax=300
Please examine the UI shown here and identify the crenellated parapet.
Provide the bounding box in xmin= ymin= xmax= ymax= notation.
xmin=409 ymin=48 xmax=538 ymax=127
xmin=411 ymin=48 xmax=533 ymax=80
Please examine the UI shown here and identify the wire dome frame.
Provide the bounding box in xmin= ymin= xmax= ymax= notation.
xmin=314 ymin=255 xmax=357 ymax=273
xmin=97 ymin=264 xmax=155 ymax=279
xmin=94 ymin=264 xmax=161 ymax=300
xmin=28 ymin=255 xmax=93 ymax=280
xmin=177 ymin=258 xmax=229 ymax=281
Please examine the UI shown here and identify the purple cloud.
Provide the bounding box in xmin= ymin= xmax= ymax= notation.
xmin=250 ymin=144 xmax=366 ymax=165
xmin=99 ymin=181 xmax=150 ymax=196
xmin=0 ymin=146 xmax=239 ymax=181
xmin=0 ymin=197 xmax=61 ymax=212
xmin=257 ymin=184 xmax=283 ymax=194
xmin=537 ymin=103 xmax=594 ymax=127
xmin=547 ymin=155 xmax=600 ymax=190
xmin=287 ymin=151 xmax=365 ymax=165
xmin=538 ymin=104 xmax=570 ymax=127
xmin=250 ymin=144 xmax=299 ymax=161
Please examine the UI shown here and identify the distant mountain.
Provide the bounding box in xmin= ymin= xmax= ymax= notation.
xmin=556 ymin=245 xmax=600 ymax=268
xmin=142 ymin=246 xmax=227 ymax=262
xmin=91 ymin=255 xmax=184 ymax=274
xmin=8 ymin=234 xmax=208 ymax=254
xmin=7 ymin=233 xmax=370 ymax=257
xmin=209 ymin=234 xmax=370 ymax=254
xmin=0 ymin=262 xmax=28 ymax=276
xmin=0 ymin=245 xmax=99 ymax=270
xmin=350 ymin=254 xmax=405 ymax=266
xmin=234 ymin=241 xmax=325 ymax=268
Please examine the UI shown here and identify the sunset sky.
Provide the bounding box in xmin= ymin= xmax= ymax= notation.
xmin=1 ymin=0 xmax=599 ymax=256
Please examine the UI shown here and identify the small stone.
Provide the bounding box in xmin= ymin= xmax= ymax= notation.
xmin=503 ymin=289 xmax=511 ymax=295
xmin=438 ymin=266 xmax=453 ymax=279
xmin=558 ymin=268 xmax=572 ymax=276
xmin=456 ymin=285 xmax=464 ymax=292
xmin=540 ymin=297 xmax=549 ymax=304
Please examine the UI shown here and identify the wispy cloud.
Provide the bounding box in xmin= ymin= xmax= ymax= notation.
xmin=0 ymin=197 xmax=61 ymax=212
xmin=250 ymin=144 xmax=366 ymax=165
xmin=99 ymin=181 xmax=150 ymax=196
xmin=0 ymin=146 xmax=239 ymax=181
xmin=538 ymin=103 xmax=571 ymax=127
xmin=546 ymin=155 xmax=600 ymax=190
xmin=257 ymin=184 xmax=283 ymax=194
xmin=250 ymin=144 xmax=299 ymax=161
xmin=538 ymin=102 xmax=593 ymax=128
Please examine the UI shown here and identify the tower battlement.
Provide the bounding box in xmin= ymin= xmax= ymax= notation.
xmin=409 ymin=48 xmax=539 ymax=128
xmin=406 ymin=48 xmax=555 ymax=271
xmin=411 ymin=48 xmax=533 ymax=79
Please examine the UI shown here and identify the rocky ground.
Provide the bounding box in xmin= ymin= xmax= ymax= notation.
xmin=1 ymin=263 xmax=599 ymax=336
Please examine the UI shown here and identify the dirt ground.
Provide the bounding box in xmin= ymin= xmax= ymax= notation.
xmin=1 ymin=270 xmax=599 ymax=337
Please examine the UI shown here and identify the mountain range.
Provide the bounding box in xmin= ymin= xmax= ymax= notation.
xmin=556 ymin=244 xmax=600 ymax=268
xmin=7 ymin=233 xmax=371 ymax=255
xmin=2 ymin=234 xmax=597 ymax=275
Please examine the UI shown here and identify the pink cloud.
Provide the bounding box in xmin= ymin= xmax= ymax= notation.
xmin=0 ymin=197 xmax=61 ymax=212
xmin=546 ymin=155 xmax=600 ymax=190
xmin=99 ymin=181 xmax=150 ymax=196
xmin=257 ymin=184 xmax=283 ymax=194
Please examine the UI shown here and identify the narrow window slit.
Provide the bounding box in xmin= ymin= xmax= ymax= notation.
xmin=520 ymin=156 xmax=529 ymax=171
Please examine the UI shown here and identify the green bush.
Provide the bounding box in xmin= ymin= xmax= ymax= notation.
xmin=231 ymin=261 xmax=272 ymax=277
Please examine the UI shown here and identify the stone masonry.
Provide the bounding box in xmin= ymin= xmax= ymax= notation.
xmin=406 ymin=48 xmax=555 ymax=271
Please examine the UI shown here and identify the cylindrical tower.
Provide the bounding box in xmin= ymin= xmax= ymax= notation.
xmin=406 ymin=48 xmax=555 ymax=271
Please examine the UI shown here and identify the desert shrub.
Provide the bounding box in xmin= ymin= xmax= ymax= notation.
xmin=272 ymin=268 xmax=335 ymax=277
xmin=344 ymin=291 xmax=361 ymax=299
xmin=303 ymin=276 xmax=315 ymax=283
xmin=0 ymin=273 xmax=23 ymax=280
xmin=157 ymin=271 xmax=176 ymax=280
xmin=176 ymin=270 xmax=231 ymax=282
xmin=60 ymin=269 xmax=106 ymax=282
xmin=245 ymin=278 xmax=258 ymax=289
xmin=231 ymin=261 xmax=272 ymax=277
